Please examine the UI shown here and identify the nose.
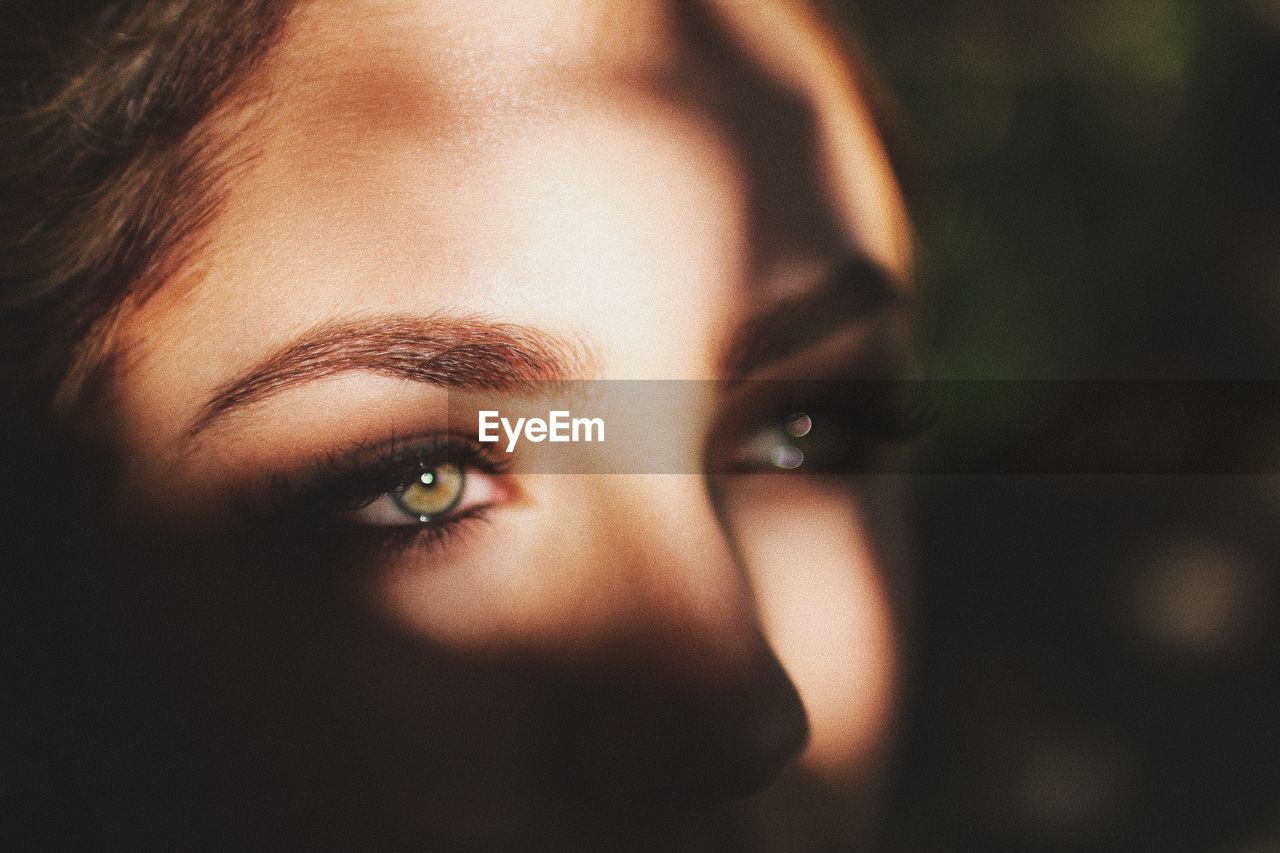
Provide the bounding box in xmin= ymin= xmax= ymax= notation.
xmin=557 ymin=475 xmax=808 ymax=813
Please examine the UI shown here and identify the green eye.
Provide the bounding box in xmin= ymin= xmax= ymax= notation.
xmin=391 ymin=463 xmax=465 ymax=522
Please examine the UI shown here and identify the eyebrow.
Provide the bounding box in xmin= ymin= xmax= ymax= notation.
xmin=722 ymin=257 xmax=910 ymax=376
xmin=188 ymin=315 xmax=595 ymax=438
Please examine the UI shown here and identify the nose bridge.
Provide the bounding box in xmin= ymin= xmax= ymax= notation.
xmin=593 ymin=474 xmax=761 ymax=668
xmin=562 ymin=473 xmax=808 ymax=806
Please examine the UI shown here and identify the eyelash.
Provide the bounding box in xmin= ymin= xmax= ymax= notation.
xmin=251 ymin=385 xmax=927 ymax=555
xmin=261 ymin=435 xmax=510 ymax=548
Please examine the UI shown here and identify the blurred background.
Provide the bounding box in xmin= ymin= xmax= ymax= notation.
xmin=836 ymin=0 xmax=1280 ymax=850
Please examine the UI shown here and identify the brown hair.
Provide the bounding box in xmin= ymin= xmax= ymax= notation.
xmin=0 ymin=1 xmax=913 ymax=418
xmin=0 ymin=0 xmax=292 ymax=418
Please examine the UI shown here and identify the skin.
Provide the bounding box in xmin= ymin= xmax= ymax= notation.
xmin=100 ymin=0 xmax=913 ymax=848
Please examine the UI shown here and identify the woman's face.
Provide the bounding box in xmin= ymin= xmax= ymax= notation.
xmin=102 ymin=0 xmax=912 ymax=847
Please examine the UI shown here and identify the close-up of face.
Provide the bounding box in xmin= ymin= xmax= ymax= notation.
xmin=12 ymin=1 xmax=1280 ymax=851
xmin=6 ymin=0 xmax=913 ymax=850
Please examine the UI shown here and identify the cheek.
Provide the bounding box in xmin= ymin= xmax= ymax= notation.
xmin=369 ymin=473 xmax=743 ymax=653
xmin=720 ymin=474 xmax=900 ymax=775
xmin=368 ymin=477 xmax=590 ymax=647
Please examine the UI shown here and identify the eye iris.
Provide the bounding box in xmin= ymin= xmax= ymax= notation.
xmin=392 ymin=463 xmax=465 ymax=521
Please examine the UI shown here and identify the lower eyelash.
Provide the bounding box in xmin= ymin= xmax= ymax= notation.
xmin=361 ymin=504 xmax=496 ymax=563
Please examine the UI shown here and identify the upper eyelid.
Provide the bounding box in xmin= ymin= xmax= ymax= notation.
xmin=711 ymin=380 xmax=922 ymax=444
xmin=312 ymin=431 xmax=473 ymax=472
xmin=249 ymin=434 xmax=504 ymax=520
xmin=304 ymin=433 xmax=503 ymax=482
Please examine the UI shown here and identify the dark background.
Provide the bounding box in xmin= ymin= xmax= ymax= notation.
xmin=838 ymin=0 xmax=1280 ymax=849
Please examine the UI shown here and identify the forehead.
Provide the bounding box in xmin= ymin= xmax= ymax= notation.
xmin=253 ymin=0 xmax=906 ymax=257
xmin=115 ymin=0 xmax=908 ymax=430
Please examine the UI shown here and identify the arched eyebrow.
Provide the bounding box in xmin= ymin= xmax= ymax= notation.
xmin=722 ymin=257 xmax=910 ymax=377
xmin=187 ymin=315 xmax=597 ymax=439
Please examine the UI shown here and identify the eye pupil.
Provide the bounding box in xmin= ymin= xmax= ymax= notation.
xmin=392 ymin=462 xmax=465 ymax=522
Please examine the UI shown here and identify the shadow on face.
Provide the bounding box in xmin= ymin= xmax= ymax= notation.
xmin=10 ymin=0 xmax=914 ymax=849
xmin=52 ymin=523 xmax=796 ymax=850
